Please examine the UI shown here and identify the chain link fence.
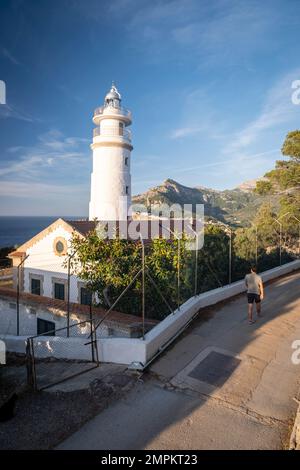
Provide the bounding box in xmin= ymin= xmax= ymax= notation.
xmin=90 ymin=216 xmax=300 ymax=337
xmin=26 ymin=317 xmax=99 ymax=391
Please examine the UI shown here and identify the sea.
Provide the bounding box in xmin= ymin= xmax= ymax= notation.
xmin=0 ymin=216 xmax=85 ymax=248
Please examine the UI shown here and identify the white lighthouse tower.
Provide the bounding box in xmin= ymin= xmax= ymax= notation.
xmin=89 ymin=83 xmax=133 ymax=221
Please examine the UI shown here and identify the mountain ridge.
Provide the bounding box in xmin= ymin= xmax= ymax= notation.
xmin=133 ymin=178 xmax=274 ymax=227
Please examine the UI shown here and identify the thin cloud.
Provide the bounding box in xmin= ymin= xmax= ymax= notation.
xmin=1 ymin=130 xmax=89 ymax=179
xmin=1 ymin=47 xmax=21 ymax=66
xmin=57 ymin=84 xmax=84 ymax=104
xmin=168 ymin=85 xmax=227 ymax=141
xmin=224 ymin=68 xmax=300 ymax=155
xmin=170 ymin=126 xmax=204 ymax=139
xmin=164 ymin=149 xmax=280 ymax=174
xmin=0 ymin=104 xmax=36 ymax=122
xmin=0 ymin=180 xmax=87 ymax=198
xmin=107 ymin=0 xmax=284 ymax=67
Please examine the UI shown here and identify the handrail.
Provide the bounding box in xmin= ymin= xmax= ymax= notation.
xmin=94 ymin=104 xmax=131 ymax=119
xmin=93 ymin=127 xmax=132 ymax=140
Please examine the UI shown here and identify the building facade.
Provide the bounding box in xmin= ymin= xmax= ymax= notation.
xmin=9 ymin=218 xmax=92 ymax=306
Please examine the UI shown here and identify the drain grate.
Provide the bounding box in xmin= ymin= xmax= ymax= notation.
xmin=188 ymin=351 xmax=241 ymax=387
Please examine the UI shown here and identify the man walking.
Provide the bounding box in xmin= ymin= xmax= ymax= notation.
xmin=245 ymin=266 xmax=264 ymax=324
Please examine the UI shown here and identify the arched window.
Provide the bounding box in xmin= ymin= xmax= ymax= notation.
xmin=125 ymin=157 xmax=128 ymax=166
xmin=119 ymin=122 xmax=124 ymax=136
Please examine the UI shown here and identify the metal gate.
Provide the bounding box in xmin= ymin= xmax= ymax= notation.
xmin=26 ymin=319 xmax=99 ymax=391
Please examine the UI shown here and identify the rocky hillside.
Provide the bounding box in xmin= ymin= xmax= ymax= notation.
xmin=133 ymin=179 xmax=275 ymax=227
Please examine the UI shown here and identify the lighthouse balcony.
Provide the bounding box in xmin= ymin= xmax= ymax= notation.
xmin=93 ymin=104 xmax=132 ymax=125
xmin=93 ymin=126 xmax=132 ymax=142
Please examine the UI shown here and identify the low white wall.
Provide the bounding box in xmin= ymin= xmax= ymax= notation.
xmin=0 ymin=334 xmax=146 ymax=364
xmin=0 ymin=335 xmax=92 ymax=361
xmin=1 ymin=260 xmax=299 ymax=366
xmin=98 ymin=336 xmax=147 ymax=365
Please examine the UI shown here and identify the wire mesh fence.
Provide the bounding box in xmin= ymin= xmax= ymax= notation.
xmin=81 ymin=219 xmax=299 ymax=340
xmin=26 ymin=318 xmax=99 ymax=391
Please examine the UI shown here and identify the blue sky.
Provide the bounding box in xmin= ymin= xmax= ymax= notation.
xmin=0 ymin=0 xmax=300 ymax=216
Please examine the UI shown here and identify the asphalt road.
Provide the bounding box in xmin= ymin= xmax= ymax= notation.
xmin=58 ymin=270 xmax=300 ymax=450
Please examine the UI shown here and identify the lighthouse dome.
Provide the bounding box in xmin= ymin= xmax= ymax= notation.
xmin=105 ymin=83 xmax=121 ymax=102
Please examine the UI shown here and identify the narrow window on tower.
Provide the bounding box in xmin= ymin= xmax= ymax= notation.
xmin=119 ymin=122 xmax=124 ymax=136
xmin=125 ymin=157 xmax=128 ymax=166
xmin=125 ymin=186 xmax=129 ymax=195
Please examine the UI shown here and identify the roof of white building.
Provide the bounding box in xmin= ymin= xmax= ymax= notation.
xmin=8 ymin=217 xmax=199 ymax=259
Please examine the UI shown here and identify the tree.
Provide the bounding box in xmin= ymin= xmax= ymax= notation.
xmin=69 ymin=230 xmax=195 ymax=320
xmin=254 ymin=130 xmax=300 ymax=252
xmin=255 ymin=130 xmax=300 ymax=197
xmin=281 ymin=130 xmax=300 ymax=161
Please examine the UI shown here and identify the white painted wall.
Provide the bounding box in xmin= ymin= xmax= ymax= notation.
xmin=22 ymin=224 xmax=81 ymax=302
xmin=89 ymin=145 xmax=131 ymax=221
xmin=0 ymin=296 xmax=91 ymax=337
xmin=0 ymin=295 xmax=136 ymax=339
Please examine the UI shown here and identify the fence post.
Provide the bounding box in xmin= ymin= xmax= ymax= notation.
xmin=67 ymin=256 xmax=71 ymax=337
xmin=29 ymin=338 xmax=37 ymax=391
xmin=17 ymin=265 xmax=20 ymax=336
xmin=139 ymin=234 xmax=146 ymax=340
xmin=177 ymin=237 xmax=180 ymax=310
xmin=26 ymin=338 xmax=37 ymax=391
xmin=280 ymin=223 xmax=282 ymax=266
xmin=66 ymin=250 xmax=78 ymax=337
xmin=229 ymin=229 xmax=232 ymax=284
xmin=217 ymin=222 xmax=232 ymax=285
xmin=298 ymin=222 xmax=300 ymax=258
xmin=185 ymin=224 xmax=199 ymax=297
xmin=25 ymin=339 xmax=33 ymax=389
xmin=274 ymin=219 xmax=283 ymax=266
xmin=255 ymin=225 xmax=258 ymax=268
xmin=290 ymin=215 xmax=300 ymax=258
xmin=142 ymin=240 xmax=145 ymax=340
xmin=16 ymin=254 xmax=29 ymax=336
xmin=194 ymin=236 xmax=198 ymax=296
xmin=89 ymin=296 xmax=95 ymax=362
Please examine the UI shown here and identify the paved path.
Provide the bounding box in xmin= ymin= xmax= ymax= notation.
xmin=58 ymin=271 xmax=300 ymax=450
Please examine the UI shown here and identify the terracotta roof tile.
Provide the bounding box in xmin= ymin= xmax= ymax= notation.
xmin=66 ymin=219 xmax=198 ymax=241
xmin=0 ymin=286 xmax=158 ymax=328
xmin=8 ymin=251 xmax=26 ymax=257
